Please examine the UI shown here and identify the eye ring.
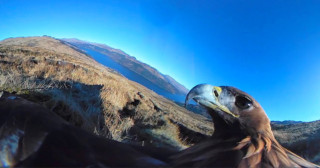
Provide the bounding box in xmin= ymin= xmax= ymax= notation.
xmin=235 ymin=95 xmax=253 ymax=109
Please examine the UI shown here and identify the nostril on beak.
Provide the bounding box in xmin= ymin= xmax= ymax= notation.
xmin=214 ymin=90 xmax=219 ymax=97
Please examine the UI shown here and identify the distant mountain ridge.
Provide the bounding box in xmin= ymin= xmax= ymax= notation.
xmin=271 ymin=120 xmax=304 ymax=125
xmin=0 ymin=36 xmax=212 ymax=158
xmin=61 ymin=38 xmax=188 ymax=102
xmin=1 ymin=36 xmax=319 ymax=165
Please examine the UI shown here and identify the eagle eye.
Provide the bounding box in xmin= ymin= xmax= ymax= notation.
xmin=235 ymin=95 xmax=252 ymax=109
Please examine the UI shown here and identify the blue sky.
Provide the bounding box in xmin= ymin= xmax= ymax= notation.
xmin=0 ymin=0 xmax=320 ymax=121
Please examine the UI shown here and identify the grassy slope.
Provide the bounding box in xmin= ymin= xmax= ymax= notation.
xmin=0 ymin=36 xmax=319 ymax=164
xmin=61 ymin=38 xmax=188 ymax=95
xmin=0 ymin=36 xmax=212 ymax=150
xmin=272 ymin=121 xmax=320 ymax=164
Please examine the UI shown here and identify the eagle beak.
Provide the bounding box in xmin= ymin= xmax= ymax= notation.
xmin=185 ymin=84 xmax=239 ymax=118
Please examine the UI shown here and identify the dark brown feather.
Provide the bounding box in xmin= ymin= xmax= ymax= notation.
xmin=0 ymin=91 xmax=166 ymax=167
xmin=172 ymin=86 xmax=319 ymax=168
xmin=172 ymin=119 xmax=319 ymax=168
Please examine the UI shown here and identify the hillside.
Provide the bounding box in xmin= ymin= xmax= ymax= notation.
xmin=272 ymin=120 xmax=320 ymax=164
xmin=0 ymin=36 xmax=212 ymax=150
xmin=0 ymin=36 xmax=319 ymax=165
xmin=61 ymin=38 xmax=188 ymax=102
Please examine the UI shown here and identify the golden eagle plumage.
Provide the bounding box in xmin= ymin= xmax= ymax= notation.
xmin=0 ymin=85 xmax=319 ymax=168
xmin=172 ymin=84 xmax=319 ymax=168
xmin=0 ymin=91 xmax=166 ymax=167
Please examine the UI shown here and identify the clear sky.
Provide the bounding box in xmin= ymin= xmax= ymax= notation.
xmin=1 ymin=0 xmax=320 ymax=121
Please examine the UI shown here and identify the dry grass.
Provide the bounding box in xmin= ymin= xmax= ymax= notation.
xmin=2 ymin=37 xmax=319 ymax=164
xmin=271 ymin=121 xmax=320 ymax=164
xmin=0 ymin=36 xmax=213 ymax=150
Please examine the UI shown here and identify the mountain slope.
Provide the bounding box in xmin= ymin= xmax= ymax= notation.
xmin=164 ymin=75 xmax=189 ymax=95
xmin=0 ymin=36 xmax=212 ymax=150
xmin=0 ymin=36 xmax=319 ymax=165
xmin=272 ymin=120 xmax=320 ymax=164
xmin=61 ymin=38 xmax=188 ymax=102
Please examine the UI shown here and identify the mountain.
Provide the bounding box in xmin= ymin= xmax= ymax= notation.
xmin=60 ymin=38 xmax=188 ymax=102
xmin=272 ymin=120 xmax=320 ymax=164
xmin=0 ymin=36 xmax=212 ymax=150
xmin=0 ymin=36 xmax=319 ymax=165
xmin=271 ymin=120 xmax=304 ymax=125
xmin=163 ymin=75 xmax=189 ymax=95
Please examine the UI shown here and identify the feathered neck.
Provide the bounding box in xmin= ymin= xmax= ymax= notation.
xmin=208 ymin=109 xmax=245 ymax=139
xmin=235 ymin=124 xmax=318 ymax=168
xmin=172 ymin=113 xmax=319 ymax=168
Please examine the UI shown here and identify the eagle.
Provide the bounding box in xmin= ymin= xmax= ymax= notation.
xmin=0 ymin=85 xmax=319 ymax=168
xmin=171 ymin=84 xmax=319 ymax=168
xmin=0 ymin=91 xmax=167 ymax=167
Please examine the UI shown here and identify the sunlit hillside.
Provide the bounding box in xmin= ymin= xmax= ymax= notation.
xmin=0 ymin=36 xmax=319 ymax=164
xmin=0 ymin=36 xmax=213 ymax=150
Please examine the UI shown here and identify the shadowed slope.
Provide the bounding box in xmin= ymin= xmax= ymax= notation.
xmin=61 ymin=38 xmax=189 ymax=97
xmin=1 ymin=36 xmax=319 ymax=167
xmin=0 ymin=91 xmax=167 ymax=167
xmin=272 ymin=121 xmax=320 ymax=164
xmin=0 ymin=36 xmax=212 ymax=150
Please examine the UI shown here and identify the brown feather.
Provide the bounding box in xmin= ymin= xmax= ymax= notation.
xmin=244 ymin=143 xmax=257 ymax=158
xmin=239 ymin=125 xmax=319 ymax=168
xmin=234 ymin=136 xmax=251 ymax=150
xmin=262 ymin=135 xmax=272 ymax=152
xmin=0 ymin=92 xmax=167 ymax=167
xmin=172 ymin=85 xmax=320 ymax=168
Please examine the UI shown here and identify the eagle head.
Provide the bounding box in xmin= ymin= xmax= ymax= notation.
xmin=185 ymin=84 xmax=270 ymax=135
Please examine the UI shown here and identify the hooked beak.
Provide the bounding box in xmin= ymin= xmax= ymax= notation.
xmin=185 ymin=84 xmax=239 ymax=118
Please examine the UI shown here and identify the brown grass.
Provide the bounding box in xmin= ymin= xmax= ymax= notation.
xmin=0 ymin=36 xmax=213 ymax=150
